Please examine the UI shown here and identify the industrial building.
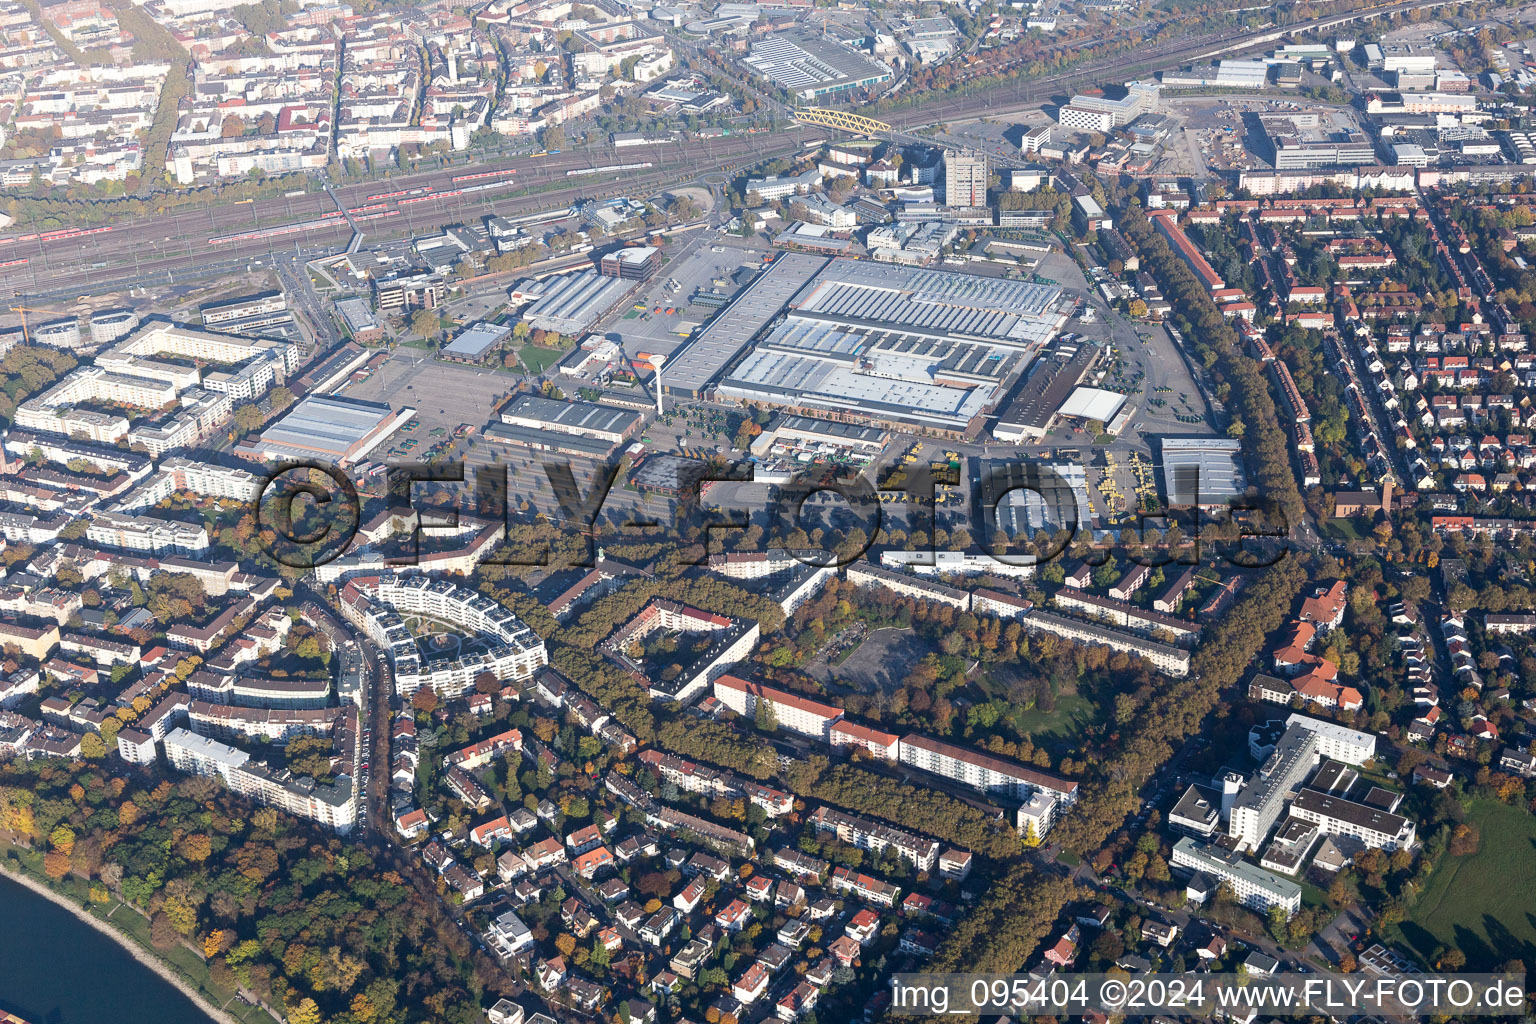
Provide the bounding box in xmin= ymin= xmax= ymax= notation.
xmin=744 ymin=32 xmax=893 ymax=101
xmin=1159 ymin=437 xmax=1247 ymax=508
xmin=663 ymin=253 xmax=829 ymax=398
xmin=484 ymin=393 xmax=641 ymax=459
xmin=442 ymin=322 xmax=513 ymax=362
xmin=247 ymin=394 xmax=411 ymax=466
xmin=713 ymin=260 xmax=1067 ymax=438
xmin=1259 ymin=112 xmax=1376 ymax=169
xmin=982 ymin=458 xmax=1091 ymax=536
xmin=513 ymin=270 xmax=634 ymax=335
xmin=499 ymin=394 xmax=640 ymax=442
xmin=1161 ymin=60 xmax=1270 ymax=89
xmin=992 ymin=337 xmax=1101 ymax=441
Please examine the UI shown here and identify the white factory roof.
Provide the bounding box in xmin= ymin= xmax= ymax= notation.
xmin=443 ymin=321 xmax=513 ymax=358
xmin=1057 ymin=386 xmax=1126 ymax=423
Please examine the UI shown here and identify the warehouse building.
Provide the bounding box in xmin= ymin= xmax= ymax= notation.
xmin=499 ymin=394 xmax=640 ymax=442
xmin=992 ymin=337 xmax=1100 ymax=441
xmin=443 ymin=322 xmax=513 ymax=362
xmin=1162 ymin=60 xmax=1269 ymax=88
xmin=1160 ymin=437 xmax=1247 ymax=508
xmin=663 ymin=253 xmax=829 ymax=399
xmin=247 ymin=394 xmax=412 ymax=466
xmin=715 ymin=260 xmax=1066 ymax=438
xmin=512 ymin=269 xmax=633 ymax=335
xmin=483 ymin=394 xmax=642 ymax=459
xmin=744 ymin=32 xmax=893 ymax=101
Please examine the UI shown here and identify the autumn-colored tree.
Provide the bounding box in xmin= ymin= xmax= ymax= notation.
xmin=288 ymin=997 xmax=322 ymax=1024
xmin=150 ymin=913 xmax=180 ymax=950
xmin=351 ymin=992 xmax=378 ymax=1021
xmin=179 ymin=833 xmax=212 ymax=862
xmin=49 ymin=825 xmax=75 ymax=855
xmin=117 ymin=799 xmax=138 ymax=826
xmin=43 ymin=851 xmax=70 ymax=879
xmin=411 ymin=687 xmax=439 ymax=714
xmin=203 ymin=929 xmax=225 ymax=958
xmin=555 ymin=933 xmax=577 ymax=957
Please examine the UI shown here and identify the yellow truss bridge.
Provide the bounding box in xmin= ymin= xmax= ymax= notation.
xmin=794 ymin=108 xmax=892 ymax=137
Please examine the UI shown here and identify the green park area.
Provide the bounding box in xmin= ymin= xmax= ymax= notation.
xmin=1392 ymin=799 xmax=1536 ymax=970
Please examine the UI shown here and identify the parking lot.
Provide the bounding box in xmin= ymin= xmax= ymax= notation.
xmin=340 ymin=351 xmax=519 ymax=462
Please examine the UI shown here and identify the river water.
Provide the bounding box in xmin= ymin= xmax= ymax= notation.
xmin=0 ymin=873 xmax=215 ymax=1024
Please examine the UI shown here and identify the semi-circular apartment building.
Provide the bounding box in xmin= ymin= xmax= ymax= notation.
xmin=340 ymin=574 xmax=546 ymax=698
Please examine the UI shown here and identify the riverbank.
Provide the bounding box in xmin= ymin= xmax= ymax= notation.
xmin=0 ymin=861 xmax=234 ymax=1024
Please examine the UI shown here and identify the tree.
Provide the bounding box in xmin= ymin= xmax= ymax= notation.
xmin=288 ymin=997 xmax=322 ymax=1024
xmin=753 ymin=697 xmax=777 ymax=733
xmin=410 ymin=308 xmax=440 ymax=339
xmin=412 ymin=688 xmax=439 ymax=714
xmin=221 ymin=114 xmax=245 ymax=138
xmin=79 ymin=733 xmax=106 ymax=759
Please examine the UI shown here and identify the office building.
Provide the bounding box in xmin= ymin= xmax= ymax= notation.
xmin=599 ymin=245 xmax=661 ymax=281
xmin=1058 ymin=81 xmax=1160 ymax=129
xmin=944 ymin=149 xmax=989 ymax=207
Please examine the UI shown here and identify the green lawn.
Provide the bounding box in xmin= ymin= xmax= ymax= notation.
xmin=1011 ymin=692 xmax=1097 ymax=740
xmin=1391 ymin=799 xmax=1536 ymax=969
xmin=516 ymin=344 xmax=568 ymax=373
xmin=1319 ymin=518 xmax=1365 ymax=542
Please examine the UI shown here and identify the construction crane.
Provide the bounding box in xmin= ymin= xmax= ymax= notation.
xmin=9 ymin=304 xmax=81 ymax=345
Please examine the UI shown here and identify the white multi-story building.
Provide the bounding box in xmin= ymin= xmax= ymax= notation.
xmin=1288 ymin=790 xmax=1416 ymax=851
xmin=1171 ymin=838 xmax=1301 ymax=916
xmin=87 ymin=511 xmax=210 ymax=555
xmin=1228 ymin=725 xmax=1319 ymax=852
xmin=1285 ymin=713 xmax=1375 ymax=764
xmin=227 ymin=761 xmax=356 ymax=833
xmin=1020 ymin=611 xmax=1190 ymax=676
xmin=164 ymin=726 xmax=250 ymax=783
xmin=846 ymin=563 xmax=971 ymax=610
xmin=116 ymin=727 xmax=156 ymax=765
xmin=896 ymin=733 xmax=1078 ymax=836
xmin=713 ymin=675 xmax=843 ymax=741
xmin=164 ymin=726 xmax=356 ymax=832
xmin=1058 ymin=80 xmax=1160 ymax=129
xmin=340 ymin=575 xmax=547 ymax=699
